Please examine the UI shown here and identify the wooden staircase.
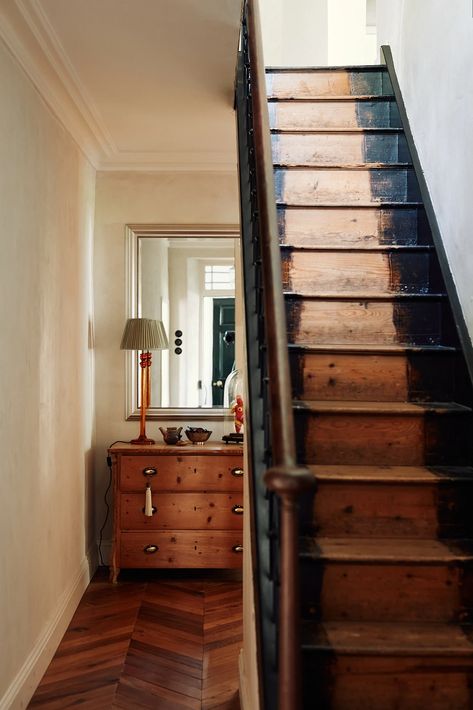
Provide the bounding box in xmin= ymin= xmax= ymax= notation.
xmin=267 ymin=65 xmax=473 ymax=709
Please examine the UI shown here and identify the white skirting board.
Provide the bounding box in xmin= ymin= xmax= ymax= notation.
xmin=0 ymin=546 xmax=97 ymax=710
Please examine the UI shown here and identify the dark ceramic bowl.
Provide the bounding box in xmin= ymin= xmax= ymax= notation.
xmin=185 ymin=428 xmax=212 ymax=445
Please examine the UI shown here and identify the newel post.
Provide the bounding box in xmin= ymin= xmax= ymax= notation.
xmin=265 ymin=465 xmax=315 ymax=710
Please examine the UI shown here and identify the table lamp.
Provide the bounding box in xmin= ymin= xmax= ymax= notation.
xmin=120 ymin=318 xmax=169 ymax=444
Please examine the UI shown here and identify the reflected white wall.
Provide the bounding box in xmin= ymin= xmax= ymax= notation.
xmin=166 ymin=242 xmax=235 ymax=408
xmin=140 ymin=238 xmax=169 ymax=406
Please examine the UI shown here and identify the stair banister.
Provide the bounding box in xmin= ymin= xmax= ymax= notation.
xmin=237 ymin=2 xmax=314 ymax=708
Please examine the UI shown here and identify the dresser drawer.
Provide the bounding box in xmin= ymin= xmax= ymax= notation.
xmin=120 ymin=492 xmax=244 ymax=530
xmin=119 ymin=454 xmax=244 ymax=492
xmin=119 ymin=531 xmax=243 ymax=568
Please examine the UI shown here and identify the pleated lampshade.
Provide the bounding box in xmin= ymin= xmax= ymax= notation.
xmin=120 ymin=318 xmax=169 ymax=351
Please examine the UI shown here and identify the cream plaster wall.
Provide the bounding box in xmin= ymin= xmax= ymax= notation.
xmin=93 ymin=170 xmax=240 ymax=550
xmin=377 ymin=0 xmax=473 ymax=336
xmin=0 ymin=39 xmax=96 ymax=709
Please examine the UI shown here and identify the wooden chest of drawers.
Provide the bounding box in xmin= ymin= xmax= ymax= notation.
xmin=108 ymin=442 xmax=244 ymax=582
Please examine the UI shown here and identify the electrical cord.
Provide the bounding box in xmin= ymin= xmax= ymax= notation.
xmin=98 ymin=441 xmax=130 ymax=567
xmin=98 ymin=464 xmax=111 ymax=567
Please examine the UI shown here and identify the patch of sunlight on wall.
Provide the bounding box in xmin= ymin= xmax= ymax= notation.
xmin=260 ymin=0 xmax=377 ymax=67
xmin=260 ymin=0 xmax=328 ymax=66
xmin=328 ymin=0 xmax=378 ymax=65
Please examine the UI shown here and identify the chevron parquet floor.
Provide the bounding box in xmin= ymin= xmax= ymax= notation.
xmin=28 ymin=569 xmax=242 ymax=710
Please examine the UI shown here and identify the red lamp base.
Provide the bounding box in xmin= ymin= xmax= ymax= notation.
xmin=130 ymin=435 xmax=155 ymax=445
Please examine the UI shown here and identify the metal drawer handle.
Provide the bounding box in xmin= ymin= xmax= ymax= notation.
xmin=232 ymin=544 xmax=243 ymax=554
xmin=142 ymin=506 xmax=157 ymax=515
xmin=232 ymin=505 xmax=244 ymax=515
xmin=144 ymin=544 xmax=159 ymax=554
xmin=231 ymin=467 xmax=244 ymax=477
xmin=143 ymin=467 xmax=157 ymax=477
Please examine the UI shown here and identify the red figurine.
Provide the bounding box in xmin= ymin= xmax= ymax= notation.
xmin=231 ymin=395 xmax=244 ymax=433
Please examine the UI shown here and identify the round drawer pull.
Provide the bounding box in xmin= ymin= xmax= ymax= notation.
xmin=231 ymin=467 xmax=244 ymax=477
xmin=143 ymin=467 xmax=157 ymax=478
xmin=232 ymin=505 xmax=244 ymax=515
xmin=141 ymin=506 xmax=157 ymax=515
xmin=232 ymin=544 xmax=243 ymax=554
xmin=143 ymin=544 xmax=159 ymax=555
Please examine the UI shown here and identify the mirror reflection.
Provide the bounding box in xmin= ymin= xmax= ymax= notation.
xmin=136 ymin=233 xmax=237 ymax=410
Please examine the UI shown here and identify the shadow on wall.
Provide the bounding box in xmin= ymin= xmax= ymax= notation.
xmin=84 ymin=447 xmax=97 ymax=571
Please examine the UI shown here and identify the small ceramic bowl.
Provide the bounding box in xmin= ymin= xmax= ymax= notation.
xmin=185 ymin=428 xmax=212 ymax=445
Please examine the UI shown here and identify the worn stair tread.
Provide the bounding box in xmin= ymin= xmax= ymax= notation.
xmin=284 ymin=291 xmax=446 ymax=300
xmin=300 ymin=536 xmax=473 ymax=563
xmin=281 ymin=245 xmax=434 ymax=252
xmin=293 ymin=400 xmax=472 ymax=415
xmin=279 ymin=245 xmax=435 ymax=254
xmin=280 ymin=244 xmax=433 ymax=252
xmin=278 ymin=202 xmax=424 ymax=209
xmin=266 ymin=65 xmax=388 ymax=73
xmin=288 ymin=343 xmax=456 ymax=354
xmin=275 ymin=165 xmax=413 ymax=172
xmin=268 ymin=95 xmax=396 ymax=102
xmin=281 ymin=202 xmax=423 ymax=208
xmin=309 ymin=464 xmax=473 ymax=484
xmin=275 ymin=171 xmax=419 ymax=207
xmin=301 ymin=621 xmax=473 ymax=656
xmin=274 ymin=163 xmax=413 ymax=170
xmin=271 ymin=127 xmax=405 ymax=134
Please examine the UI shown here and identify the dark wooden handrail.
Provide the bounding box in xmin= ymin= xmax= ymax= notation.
xmin=240 ymin=2 xmax=314 ymax=709
xmin=245 ymin=0 xmax=295 ymax=467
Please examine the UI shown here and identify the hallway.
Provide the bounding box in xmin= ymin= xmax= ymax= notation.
xmin=28 ymin=570 xmax=242 ymax=709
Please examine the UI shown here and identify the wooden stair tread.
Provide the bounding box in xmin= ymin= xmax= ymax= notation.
xmin=288 ymin=343 xmax=456 ymax=354
xmin=309 ymin=464 xmax=473 ymax=483
xmin=301 ymin=621 xmax=473 ymax=656
xmin=271 ymin=128 xmax=405 ymax=134
xmin=274 ymin=163 xmax=412 ymax=170
xmin=293 ymin=400 xmax=472 ymax=415
xmin=300 ymin=537 xmax=473 ymax=563
xmin=268 ymin=96 xmax=396 ymax=102
xmin=280 ymin=244 xmax=433 ymax=252
xmin=285 ymin=291 xmax=446 ymax=300
xmin=279 ymin=245 xmax=435 ymax=254
xmin=279 ymin=202 xmax=424 ymax=208
xmin=266 ymin=65 xmax=388 ymax=73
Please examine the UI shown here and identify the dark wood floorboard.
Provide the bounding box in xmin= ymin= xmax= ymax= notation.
xmin=28 ymin=569 xmax=242 ymax=709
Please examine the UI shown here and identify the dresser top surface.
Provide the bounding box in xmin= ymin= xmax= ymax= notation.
xmin=108 ymin=441 xmax=243 ymax=456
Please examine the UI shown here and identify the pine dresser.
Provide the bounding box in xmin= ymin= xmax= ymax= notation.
xmin=108 ymin=442 xmax=244 ymax=582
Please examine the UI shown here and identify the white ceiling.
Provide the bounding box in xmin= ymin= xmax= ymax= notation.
xmin=11 ymin=0 xmax=242 ymax=170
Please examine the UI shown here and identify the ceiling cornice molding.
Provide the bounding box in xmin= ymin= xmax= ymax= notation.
xmin=0 ymin=0 xmax=240 ymax=172
xmin=98 ymin=150 xmax=238 ymax=173
xmin=0 ymin=0 xmax=104 ymax=166
xmin=98 ymin=165 xmax=238 ymax=174
xmin=16 ymin=0 xmax=117 ymax=155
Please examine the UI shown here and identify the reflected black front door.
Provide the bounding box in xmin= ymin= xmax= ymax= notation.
xmin=212 ymin=298 xmax=235 ymax=406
